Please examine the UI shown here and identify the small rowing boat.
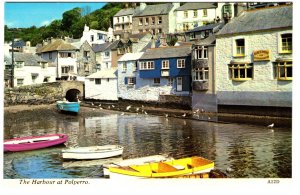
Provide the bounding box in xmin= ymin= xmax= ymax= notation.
xmin=56 ymin=101 xmax=80 ymax=113
xmin=4 ymin=134 xmax=68 ymax=152
xmin=107 ymin=156 xmax=214 ymax=179
xmin=62 ymin=145 xmax=123 ymax=160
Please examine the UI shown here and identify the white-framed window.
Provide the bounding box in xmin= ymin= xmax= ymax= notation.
xmin=128 ymin=77 xmax=135 ymax=85
xmin=17 ymin=79 xmax=24 ymax=86
xmin=122 ymin=62 xmax=127 ymax=72
xmin=105 ymin=51 xmax=110 ymax=57
xmin=167 ymin=77 xmax=173 ymax=86
xmin=184 ymin=11 xmax=188 ymax=18
xmin=235 ymin=39 xmax=245 ymax=56
xmin=274 ymin=61 xmax=292 ymax=80
xmin=32 ymin=75 xmax=37 ymax=83
xmin=162 ymin=60 xmax=169 ymax=69
xmin=140 ymin=61 xmax=154 ymax=70
xmin=228 ymin=63 xmax=253 ymax=81
xmin=139 ymin=18 xmax=143 ymax=25
xmin=95 ymin=79 xmax=101 ymax=85
xmin=61 ymin=66 xmax=70 ymax=74
xmin=133 ymin=61 xmax=138 ymax=72
xmin=203 ymin=9 xmax=207 ymax=17
xmin=151 ymin=17 xmax=155 ymax=25
xmin=195 ymin=46 xmax=208 ymax=59
xmin=158 ymin=17 xmax=162 ymax=24
xmin=190 ymin=33 xmax=196 ymax=40
xmin=183 ymin=23 xmax=189 ymax=31
xmin=91 ymin=35 xmax=94 ymax=42
xmin=15 ymin=61 xmax=24 ymax=68
xmin=84 ymin=51 xmax=90 ymax=57
xmin=98 ymin=33 xmax=103 ymax=40
xmin=145 ymin=18 xmax=149 ymax=25
xmin=177 ymin=59 xmax=185 ymax=68
xmin=193 ymin=10 xmax=198 ymax=18
xmin=60 ymin=52 xmax=73 ymax=58
xmin=154 ymin=78 xmax=160 ymax=85
xmin=193 ymin=68 xmax=209 ymax=81
xmin=280 ymin=33 xmax=292 ymax=53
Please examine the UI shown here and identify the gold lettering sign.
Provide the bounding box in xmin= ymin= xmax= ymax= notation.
xmin=253 ymin=50 xmax=270 ymax=61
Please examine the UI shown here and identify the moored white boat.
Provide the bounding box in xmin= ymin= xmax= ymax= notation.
xmin=62 ymin=145 xmax=123 ymax=160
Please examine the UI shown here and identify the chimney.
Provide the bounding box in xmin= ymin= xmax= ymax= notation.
xmin=125 ymin=3 xmax=129 ymax=9
xmin=151 ymin=36 xmax=156 ymax=48
xmin=132 ymin=3 xmax=137 ymax=8
xmin=140 ymin=3 xmax=146 ymax=11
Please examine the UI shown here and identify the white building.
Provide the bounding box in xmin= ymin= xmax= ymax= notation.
xmin=215 ymin=5 xmax=292 ymax=111
xmin=175 ymin=2 xmax=238 ymax=33
xmin=85 ymin=68 xmax=118 ymax=101
xmin=5 ymin=53 xmax=56 ymax=87
xmin=80 ymin=24 xmax=114 ymax=45
xmin=37 ymin=39 xmax=78 ymax=80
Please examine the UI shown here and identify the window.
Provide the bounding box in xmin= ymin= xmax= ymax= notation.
xmin=15 ymin=61 xmax=24 ymax=68
xmin=84 ymin=51 xmax=90 ymax=57
xmin=117 ymin=18 xmax=120 ymax=23
xmin=106 ymin=62 xmax=109 ymax=69
xmin=139 ymin=18 xmax=143 ymax=25
xmin=203 ymin=9 xmax=207 ymax=17
xmin=157 ymin=28 xmax=162 ymax=34
xmin=190 ymin=33 xmax=196 ymax=40
xmin=140 ymin=61 xmax=154 ymax=70
xmin=96 ymin=64 xmax=101 ymax=71
xmin=223 ymin=4 xmax=231 ymax=15
xmin=281 ymin=33 xmax=292 ymax=53
xmin=193 ymin=68 xmax=209 ymax=81
xmin=84 ymin=63 xmax=89 ymax=72
xmin=98 ymin=33 xmax=103 ymax=40
xmin=32 ymin=75 xmax=37 ymax=83
xmin=151 ymin=17 xmax=155 ymax=25
xmin=61 ymin=66 xmax=70 ymax=74
xmin=167 ymin=77 xmax=173 ymax=86
xmin=158 ymin=17 xmax=162 ymax=24
xmin=145 ymin=18 xmax=149 ymax=25
xmin=122 ymin=17 xmax=125 ymax=22
xmin=133 ymin=61 xmax=138 ymax=71
xmin=91 ymin=35 xmax=94 ymax=42
xmin=60 ymin=52 xmax=73 ymax=58
xmin=235 ymin=39 xmax=245 ymax=56
xmin=95 ymin=79 xmax=101 ymax=84
xmin=162 ymin=60 xmax=169 ymax=69
xmin=122 ymin=62 xmax=127 ymax=72
xmin=107 ymin=78 xmax=110 ymax=82
xmin=177 ymin=59 xmax=185 ymax=68
xmin=195 ymin=46 xmax=208 ymax=59
xmin=154 ymin=78 xmax=160 ymax=85
xmin=184 ymin=11 xmax=188 ymax=18
xmin=183 ymin=23 xmax=189 ymax=31
xmin=128 ymin=77 xmax=135 ymax=85
xmin=229 ymin=63 xmax=253 ymax=81
xmin=17 ymin=79 xmax=24 ymax=86
xmin=105 ymin=51 xmax=110 ymax=57
xmin=193 ymin=10 xmax=198 ymax=18
xmin=275 ymin=61 xmax=292 ymax=80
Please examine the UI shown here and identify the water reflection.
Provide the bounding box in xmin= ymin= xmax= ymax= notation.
xmin=4 ymin=110 xmax=292 ymax=178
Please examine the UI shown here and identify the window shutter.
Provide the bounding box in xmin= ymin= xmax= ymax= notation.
xmin=125 ymin=77 xmax=128 ymax=84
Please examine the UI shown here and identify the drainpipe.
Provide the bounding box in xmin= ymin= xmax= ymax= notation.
xmin=11 ymin=37 xmax=15 ymax=88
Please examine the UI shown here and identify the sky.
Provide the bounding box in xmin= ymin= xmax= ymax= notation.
xmin=4 ymin=1 xmax=106 ymax=28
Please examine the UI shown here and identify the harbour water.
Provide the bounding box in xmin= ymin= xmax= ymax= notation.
xmin=3 ymin=106 xmax=292 ymax=178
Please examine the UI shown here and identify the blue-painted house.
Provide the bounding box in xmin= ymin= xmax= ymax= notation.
xmin=136 ymin=45 xmax=192 ymax=101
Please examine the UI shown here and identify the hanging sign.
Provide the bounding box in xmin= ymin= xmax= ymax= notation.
xmin=253 ymin=50 xmax=270 ymax=61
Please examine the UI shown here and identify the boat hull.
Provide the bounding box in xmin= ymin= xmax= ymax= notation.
xmin=4 ymin=134 xmax=68 ymax=152
xmin=56 ymin=101 xmax=80 ymax=113
xmin=108 ymin=156 xmax=214 ymax=179
xmin=62 ymin=145 xmax=123 ymax=160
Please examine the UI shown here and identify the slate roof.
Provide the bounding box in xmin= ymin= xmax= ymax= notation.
xmin=118 ymin=52 xmax=144 ymax=61
xmin=133 ymin=3 xmax=174 ymax=17
xmin=6 ymin=53 xmax=48 ymax=66
xmin=140 ymin=39 xmax=161 ymax=52
xmin=195 ymin=35 xmax=216 ymax=46
xmin=11 ymin=40 xmax=25 ymax=48
xmin=114 ymin=7 xmax=137 ymax=17
xmin=217 ymin=5 xmax=292 ymax=36
xmin=92 ymin=42 xmax=112 ymax=52
xmin=175 ymin=2 xmax=217 ymax=11
xmin=36 ymin=39 xmax=78 ymax=53
xmin=140 ymin=46 xmax=191 ymax=60
xmin=86 ymin=68 xmax=117 ymax=79
xmin=187 ymin=23 xmax=224 ymax=33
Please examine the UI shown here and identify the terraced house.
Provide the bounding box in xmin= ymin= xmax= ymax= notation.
xmin=132 ymin=3 xmax=180 ymax=35
xmin=215 ymin=5 xmax=292 ymax=115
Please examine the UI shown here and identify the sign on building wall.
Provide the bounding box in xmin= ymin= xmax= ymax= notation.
xmin=253 ymin=50 xmax=270 ymax=61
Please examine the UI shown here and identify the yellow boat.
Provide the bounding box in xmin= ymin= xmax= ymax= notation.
xmin=108 ymin=156 xmax=214 ymax=179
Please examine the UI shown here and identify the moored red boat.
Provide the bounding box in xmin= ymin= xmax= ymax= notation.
xmin=4 ymin=134 xmax=68 ymax=152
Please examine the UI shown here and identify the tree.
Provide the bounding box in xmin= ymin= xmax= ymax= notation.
xmin=61 ymin=7 xmax=82 ymax=31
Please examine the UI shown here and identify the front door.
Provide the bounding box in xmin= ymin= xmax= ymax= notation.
xmin=177 ymin=77 xmax=182 ymax=92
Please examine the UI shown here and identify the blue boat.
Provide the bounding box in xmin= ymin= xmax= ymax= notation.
xmin=56 ymin=101 xmax=80 ymax=113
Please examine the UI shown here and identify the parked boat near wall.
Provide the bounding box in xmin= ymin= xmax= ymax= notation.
xmin=56 ymin=101 xmax=80 ymax=113
xmin=4 ymin=134 xmax=68 ymax=152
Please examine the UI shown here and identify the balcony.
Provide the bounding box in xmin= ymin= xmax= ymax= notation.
xmin=161 ymin=70 xmax=169 ymax=77
xmin=192 ymin=59 xmax=208 ymax=69
xmin=192 ymin=81 xmax=208 ymax=91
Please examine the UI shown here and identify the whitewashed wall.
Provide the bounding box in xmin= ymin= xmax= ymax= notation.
xmin=85 ymin=77 xmax=118 ymax=100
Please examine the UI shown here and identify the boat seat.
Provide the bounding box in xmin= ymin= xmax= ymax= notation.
xmin=155 ymin=162 xmax=179 ymax=173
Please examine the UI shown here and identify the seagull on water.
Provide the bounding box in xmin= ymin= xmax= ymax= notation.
xmin=126 ymin=105 xmax=131 ymax=110
xmin=91 ymin=102 xmax=94 ymax=106
xmin=182 ymin=113 xmax=186 ymax=117
xmin=99 ymin=104 xmax=101 ymax=107
xmin=267 ymin=123 xmax=274 ymax=128
xmin=165 ymin=114 xmax=168 ymax=118
xmin=136 ymin=108 xmax=140 ymax=112
xmin=112 ymin=105 xmax=115 ymax=108
xmin=144 ymin=111 xmax=148 ymax=115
